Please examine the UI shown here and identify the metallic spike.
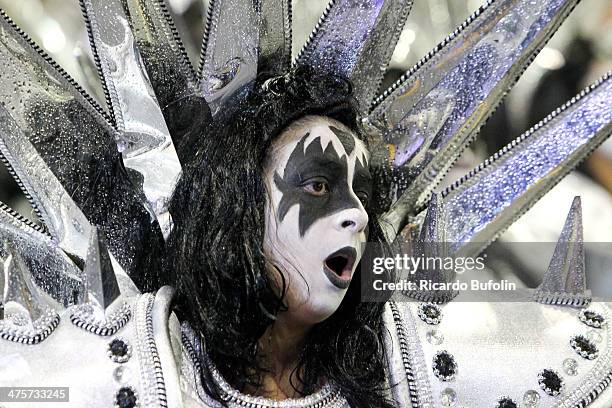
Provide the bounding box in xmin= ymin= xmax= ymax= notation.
xmin=295 ymin=0 xmax=413 ymax=114
xmin=2 ymin=244 xmax=50 ymax=321
xmin=403 ymin=193 xmax=457 ymax=304
xmin=442 ymin=72 xmax=612 ymax=258
xmin=199 ymin=0 xmax=292 ymax=115
xmin=0 ymin=10 xmax=164 ymax=289
xmin=80 ymin=0 xmax=182 ymax=239
xmin=120 ymin=0 xmax=203 ymax=159
xmin=369 ymin=0 xmax=579 ymax=215
xmin=534 ymin=197 xmax=590 ymax=306
xmin=418 ymin=193 xmax=446 ymax=247
xmin=0 ymin=204 xmax=82 ymax=307
xmin=82 ymin=228 xmax=121 ymax=311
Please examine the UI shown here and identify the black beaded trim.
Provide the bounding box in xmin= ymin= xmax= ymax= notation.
xmin=432 ymin=350 xmax=457 ymax=381
xmin=570 ymin=335 xmax=599 ymax=360
xmin=417 ymin=303 xmax=443 ymax=325
xmin=70 ymin=303 xmax=131 ymax=336
xmin=108 ymin=338 xmax=132 ymax=363
xmin=115 ymin=386 xmax=139 ymax=408
xmin=0 ymin=312 xmax=60 ymax=344
xmin=496 ymin=396 xmax=517 ymax=408
xmin=143 ymin=295 xmax=168 ymax=408
xmin=538 ymin=369 xmax=564 ymax=397
xmin=388 ymin=302 xmax=422 ymax=408
xmin=573 ymin=368 xmax=612 ymax=408
xmin=579 ymin=309 xmax=606 ymax=328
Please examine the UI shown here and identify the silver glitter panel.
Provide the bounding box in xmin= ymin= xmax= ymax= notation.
xmin=121 ymin=0 xmax=203 ymax=158
xmin=443 ymin=73 xmax=612 ymax=257
xmin=0 ymin=11 xmax=165 ymax=290
xmin=0 ymin=208 xmax=82 ymax=307
xmin=369 ymin=0 xmax=578 ymax=213
xmin=81 ymin=0 xmax=182 ymax=238
xmin=199 ymin=0 xmax=292 ymax=115
xmin=295 ymin=0 xmax=413 ymax=114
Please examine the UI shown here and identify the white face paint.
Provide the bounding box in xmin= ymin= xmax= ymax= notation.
xmin=263 ymin=116 xmax=371 ymax=325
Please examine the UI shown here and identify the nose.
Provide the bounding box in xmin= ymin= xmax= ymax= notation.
xmin=335 ymin=206 xmax=369 ymax=233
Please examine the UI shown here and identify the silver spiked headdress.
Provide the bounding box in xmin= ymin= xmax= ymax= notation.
xmin=0 ymin=0 xmax=611 ymax=310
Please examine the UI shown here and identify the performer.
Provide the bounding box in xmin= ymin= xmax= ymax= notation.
xmin=0 ymin=0 xmax=611 ymax=407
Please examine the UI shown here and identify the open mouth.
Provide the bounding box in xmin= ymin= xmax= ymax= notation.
xmin=323 ymin=247 xmax=357 ymax=289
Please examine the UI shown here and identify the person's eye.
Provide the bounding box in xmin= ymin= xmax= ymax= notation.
xmin=302 ymin=180 xmax=330 ymax=196
xmin=356 ymin=191 xmax=369 ymax=206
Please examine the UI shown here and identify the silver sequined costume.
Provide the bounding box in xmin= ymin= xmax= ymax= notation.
xmin=0 ymin=0 xmax=611 ymax=406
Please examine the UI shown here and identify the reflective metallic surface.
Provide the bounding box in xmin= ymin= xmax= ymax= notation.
xmin=199 ymin=0 xmax=292 ymax=115
xmin=534 ymin=196 xmax=590 ymax=306
xmin=0 ymin=206 xmax=82 ymax=307
xmin=443 ymin=72 xmax=612 ymax=256
xmin=296 ymin=0 xmax=414 ymax=114
xmin=80 ymin=0 xmax=182 ymax=238
xmin=0 ymin=10 xmax=164 ymax=288
xmin=370 ymin=0 xmax=579 ymax=215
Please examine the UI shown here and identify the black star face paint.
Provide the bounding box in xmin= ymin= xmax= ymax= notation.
xmin=263 ymin=116 xmax=371 ymax=325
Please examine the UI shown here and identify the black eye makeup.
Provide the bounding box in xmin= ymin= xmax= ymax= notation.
xmin=273 ymin=129 xmax=372 ymax=236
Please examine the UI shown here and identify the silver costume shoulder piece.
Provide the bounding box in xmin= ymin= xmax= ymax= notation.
xmin=385 ymin=200 xmax=612 ymax=407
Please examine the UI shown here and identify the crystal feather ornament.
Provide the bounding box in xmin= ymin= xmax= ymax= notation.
xmin=372 ymin=0 xmax=582 ymax=235
xmin=80 ymin=0 xmax=182 ymax=238
xmin=0 ymin=10 xmax=165 ymax=290
xmin=199 ymin=0 xmax=292 ymax=115
xmin=534 ymin=196 xmax=591 ymax=307
xmin=442 ymin=72 xmax=611 ymax=258
xmin=295 ymin=0 xmax=414 ymax=113
xmin=69 ymin=227 xmax=134 ymax=335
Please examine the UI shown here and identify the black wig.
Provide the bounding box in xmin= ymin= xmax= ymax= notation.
xmin=167 ymin=66 xmax=394 ymax=408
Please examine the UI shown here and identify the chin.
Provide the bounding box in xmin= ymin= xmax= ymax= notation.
xmin=297 ymin=291 xmax=348 ymax=325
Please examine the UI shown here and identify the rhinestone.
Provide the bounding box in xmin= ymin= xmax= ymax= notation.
xmin=9 ymin=313 xmax=29 ymax=326
xmin=418 ymin=303 xmax=443 ymax=325
xmin=433 ymin=351 xmax=457 ymax=381
xmin=562 ymin=358 xmax=578 ymax=376
xmin=426 ymin=329 xmax=444 ymax=345
xmin=115 ymin=386 xmax=138 ymax=408
xmin=440 ymin=387 xmax=457 ymax=406
xmin=586 ymin=329 xmax=603 ymax=344
xmin=496 ymin=396 xmax=517 ymax=408
xmin=579 ymin=310 xmax=605 ymax=328
xmin=108 ymin=338 xmax=132 ymax=363
xmin=523 ymin=390 xmax=540 ymax=407
xmin=113 ymin=366 xmax=132 ymax=383
xmin=570 ymin=335 xmax=598 ymax=360
xmin=538 ymin=369 xmax=564 ymax=396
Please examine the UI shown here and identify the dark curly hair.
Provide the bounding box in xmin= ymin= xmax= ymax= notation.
xmin=167 ymin=66 xmax=394 ymax=408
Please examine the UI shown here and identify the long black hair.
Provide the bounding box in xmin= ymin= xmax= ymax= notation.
xmin=167 ymin=66 xmax=394 ymax=408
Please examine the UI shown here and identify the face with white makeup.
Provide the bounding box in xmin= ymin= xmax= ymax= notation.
xmin=263 ymin=115 xmax=372 ymax=325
